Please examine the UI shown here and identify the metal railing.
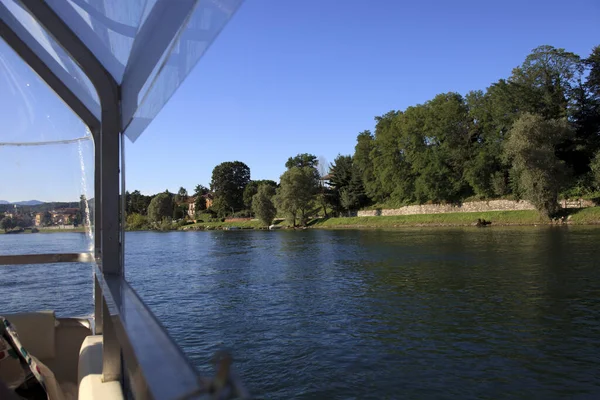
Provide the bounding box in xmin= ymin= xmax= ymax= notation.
xmin=0 ymin=255 xmax=249 ymax=399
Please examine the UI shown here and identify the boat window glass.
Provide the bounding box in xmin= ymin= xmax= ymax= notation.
xmin=0 ymin=0 xmax=101 ymax=119
xmin=0 ymin=36 xmax=94 ymax=249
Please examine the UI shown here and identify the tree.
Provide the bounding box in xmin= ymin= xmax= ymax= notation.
xmin=353 ymin=130 xmax=380 ymax=202
xmin=285 ymin=153 xmax=319 ymax=169
xmin=210 ymin=161 xmax=251 ymax=214
xmin=591 ymin=150 xmax=600 ymax=189
xmin=505 ymin=113 xmax=573 ymax=217
xmin=211 ymin=196 xmax=231 ymax=218
xmin=194 ymin=196 xmax=207 ymax=213
xmin=328 ymin=154 xmax=354 ymax=213
xmin=274 ymin=166 xmax=319 ymax=226
xmin=509 ymin=45 xmax=582 ymax=120
xmin=148 ymin=193 xmax=173 ymax=223
xmin=252 ymin=184 xmax=277 ymax=226
xmin=41 ymin=211 xmax=52 ymax=227
xmin=126 ymin=190 xmax=151 ymax=215
xmin=1 ymin=217 xmax=15 ymax=232
xmin=127 ymin=213 xmax=148 ymax=230
xmin=243 ymin=180 xmax=277 ymax=210
xmin=193 ymin=184 xmax=210 ymax=213
xmin=194 ymin=184 xmax=209 ymax=196
xmin=15 ymin=215 xmax=32 ymax=229
xmin=174 ymin=187 xmax=188 ymax=204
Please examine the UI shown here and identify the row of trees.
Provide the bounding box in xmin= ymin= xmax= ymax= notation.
xmin=338 ymin=44 xmax=600 ymax=217
xmin=127 ymin=44 xmax=600 ymax=226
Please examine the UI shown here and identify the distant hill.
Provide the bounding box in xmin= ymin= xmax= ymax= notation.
xmin=0 ymin=200 xmax=45 ymax=206
xmin=13 ymin=200 xmax=45 ymax=206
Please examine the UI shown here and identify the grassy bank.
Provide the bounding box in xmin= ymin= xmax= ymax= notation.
xmin=182 ymin=219 xmax=270 ymax=230
xmin=310 ymin=207 xmax=600 ymax=229
xmin=0 ymin=227 xmax=88 ymax=234
xmin=566 ymin=206 xmax=600 ymax=224
xmin=310 ymin=210 xmax=545 ymax=228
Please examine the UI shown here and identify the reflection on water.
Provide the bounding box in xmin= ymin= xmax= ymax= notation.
xmin=1 ymin=227 xmax=600 ymax=399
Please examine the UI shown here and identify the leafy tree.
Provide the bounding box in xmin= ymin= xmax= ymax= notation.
xmin=211 ymin=196 xmax=231 ymax=218
xmin=174 ymin=187 xmax=189 ymax=204
xmin=126 ymin=213 xmax=148 ymax=230
xmin=509 ymin=45 xmax=582 ymax=120
xmin=353 ymin=130 xmax=380 ymax=202
xmin=252 ymin=184 xmax=277 ymax=226
xmin=328 ymin=154 xmax=354 ymax=213
xmin=210 ymin=161 xmax=251 ymax=213
xmin=194 ymin=196 xmax=207 ymax=213
xmin=1 ymin=217 xmax=15 ymax=232
xmin=274 ymin=167 xmax=319 ymax=226
xmin=15 ymin=215 xmax=32 ymax=229
xmin=591 ymin=150 xmax=600 ymax=189
xmin=172 ymin=205 xmax=186 ymax=220
xmin=194 ymin=184 xmax=209 ymax=196
xmin=285 ymin=153 xmax=319 ymax=169
xmin=192 ymin=184 xmax=210 ymax=213
xmin=126 ymin=190 xmax=152 ymax=215
xmin=41 ymin=211 xmax=52 ymax=226
xmin=148 ymin=193 xmax=173 ymax=223
xmin=505 ymin=113 xmax=573 ymax=217
xmin=243 ymin=180 xmax=277 ymax=209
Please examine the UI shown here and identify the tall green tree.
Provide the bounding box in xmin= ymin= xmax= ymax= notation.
xmin=243 ymin=180 xmax=277 ymax=210
xmin=148 ymin=193 xmax=173 ymax=223
xmin=274 ymin=167 xmax=318 ymax=226
xmin=509 ymin=45 xmax=582 ymax=120
xmin=193 ymin=184 xmax=210 ymax=213
xmin=505 ymin=113 xmax=573 ymax=217
xmin=353 ymin=130 xmax=380 ymax=202
xmin=41 ymin=211 xmax=52 ymax=226
xmin=174 ymin=187 xmax=188 ymax=204
xmin=285 ymin=153 xmax=319 ymax=169
xmin=328 ymin=154 xmax=354 ymax=213
xmin=252 ymin=184 xmax=277 ymax=226
xmin=1 ymin=217 xmax=15 ymax=232
xmin=210 ymin=161 xmax=251 ymax=215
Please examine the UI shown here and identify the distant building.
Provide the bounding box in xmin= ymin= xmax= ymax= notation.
xmin=35 ymin=213 xmax=43 ymax=226
xmin=50 ymin=208 xmax=79 ymax=225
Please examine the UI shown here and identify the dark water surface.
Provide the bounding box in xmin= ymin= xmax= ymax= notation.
xmin=1 ymin=227 xmax=600 ymax=399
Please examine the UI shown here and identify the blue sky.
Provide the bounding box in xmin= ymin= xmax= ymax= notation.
xmin=1 ymin=0 xmax=600 ymax=202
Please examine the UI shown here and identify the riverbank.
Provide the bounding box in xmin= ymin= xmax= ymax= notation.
xmin=0 ymin=227 xmax=88 ymax=234
xmin=180 ymin=207 xmax=600 ymax=230
xmin=4 ymin=208 xmax=599 ymax=234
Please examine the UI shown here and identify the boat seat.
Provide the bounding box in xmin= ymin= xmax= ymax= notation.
xmin=4 ymin=310 xmax=56 ymax=360
xmin=78 ymin=335 xmax=123 ymax=400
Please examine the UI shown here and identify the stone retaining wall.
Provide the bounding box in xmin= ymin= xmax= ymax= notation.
xmin=358 ymin=200 xmax=535 ymax=217
xmin=357 ymin=198 xmax=596 ymax=217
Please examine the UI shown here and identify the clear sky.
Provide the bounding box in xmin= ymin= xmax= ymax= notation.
xmin=1 ymin=0 xmax=599 ymax=202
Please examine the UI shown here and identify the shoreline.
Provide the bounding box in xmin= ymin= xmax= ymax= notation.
xmin=3 ymin=208 xmax=600 ymax=234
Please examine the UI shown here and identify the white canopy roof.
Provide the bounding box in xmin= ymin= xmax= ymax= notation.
xmin=0 ymin=0 xmax=242 ymax=142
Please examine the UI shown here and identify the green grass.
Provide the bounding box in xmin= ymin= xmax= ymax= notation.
xmin=181 ymin=219 xmax=287 ymax=230
xmin=566 ymin=207 xmax=600 ymax=224
xmin=311 ymin=210 xmax=548 ymax=228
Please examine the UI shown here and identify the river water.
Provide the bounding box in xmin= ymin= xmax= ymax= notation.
xmin=1 ymin=227 xmax=600 ymax=399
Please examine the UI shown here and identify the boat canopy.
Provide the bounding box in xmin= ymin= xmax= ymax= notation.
xmin=0 ymin=0 xmax=242 ymax=142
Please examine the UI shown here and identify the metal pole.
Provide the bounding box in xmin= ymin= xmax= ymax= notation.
xmin=120 ymin=132 xmax=126 ymax=278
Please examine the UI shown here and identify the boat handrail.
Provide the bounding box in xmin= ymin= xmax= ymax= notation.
xmin=0 ymin=253 xmax=95 ymax=265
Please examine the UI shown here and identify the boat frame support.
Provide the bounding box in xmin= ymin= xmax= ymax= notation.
xmin=0 ymin=1 xmax=247 ymax=398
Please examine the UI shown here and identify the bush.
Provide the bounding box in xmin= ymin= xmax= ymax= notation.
xmin=157 ymin=217 xmax=174 ymax=231
xmin=232 ymin=210 xmax=253 ymax=218
xmin=127 ymin=213 xmax=149 ymax=230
